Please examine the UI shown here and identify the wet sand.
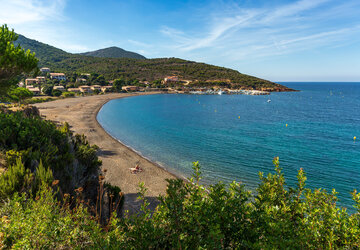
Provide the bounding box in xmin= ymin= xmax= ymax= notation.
xmin=35 ymin=93 xmax=176 ymax=213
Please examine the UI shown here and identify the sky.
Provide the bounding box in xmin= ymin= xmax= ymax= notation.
xmin=1 ymin=0 xmax=360 ymax=82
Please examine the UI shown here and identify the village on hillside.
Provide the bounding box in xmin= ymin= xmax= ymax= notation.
xmin=19 ymin=67 xmax=271 ymax=98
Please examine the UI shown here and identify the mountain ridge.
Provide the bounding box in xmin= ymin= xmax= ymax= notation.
xmin=78 ymin=46 xmax=146 ymax=59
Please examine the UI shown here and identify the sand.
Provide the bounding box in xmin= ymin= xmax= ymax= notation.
xmin=35 ymin=93 xmax=176 ymax=213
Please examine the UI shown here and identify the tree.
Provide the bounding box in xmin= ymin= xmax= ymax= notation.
xmin=42 ymin=85 xmax=53 ymax=96
xmin=0 ymin=25 xmax=38 ymax=95
xmin=94 ymin=75 xmax=106 ymax=85
xmin=8 ymin=87 xmax=33 ymax=104
xmin=113 ymin=78 xmax=126 ymax=92
xmin=52 ymin=89 xmax=62 ymax=97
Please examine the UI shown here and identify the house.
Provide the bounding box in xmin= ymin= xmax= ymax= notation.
xmin=25 ymin=78 xmax=37 ymax=85
xmin=164 ymin=76 xmax=179 ymax=83
xmin=40 ymin=67 xmax=50 ymax=73
xmin=122 ymin=86 xmax=139 ymax=92
xmin=50 ymin=73 xmax=66 ymax=81
xmin=27 ymin=87 xmax=40 ymax=95
xmin=67 ymin=88 xmax=81 ymax=93
xmin=101 ymin=86 xmax=113 ymax=92
xmin=79 ymin=85 xmax=92 ymax=93
xmin=53 ymin=86 xmax=65 ymax=92
xmin=36 ymin=76 xmax=46 ymax=84
xmin=76 ymin=78 xmax=87 ymax=83
xmin=91 ymin=85 xmax=101 ymax=91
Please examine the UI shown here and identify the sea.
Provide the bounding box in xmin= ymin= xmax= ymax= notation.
xmin=97 ymin=82 xmax=360 ymax=209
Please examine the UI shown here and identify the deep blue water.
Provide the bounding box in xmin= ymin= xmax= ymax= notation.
xmin=97 ymin=82 xmax=360 ymax=209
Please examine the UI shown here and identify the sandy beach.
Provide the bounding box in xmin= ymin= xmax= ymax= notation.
xmin=35 ymin=93 xmax=176 ymax=213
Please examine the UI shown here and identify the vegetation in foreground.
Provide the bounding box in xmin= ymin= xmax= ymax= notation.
xmin=1 ymin=156 xmax=360 ymax=248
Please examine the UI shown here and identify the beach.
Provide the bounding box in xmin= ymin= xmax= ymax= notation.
xmin=35 ymin=92 xmax=176 ymax=213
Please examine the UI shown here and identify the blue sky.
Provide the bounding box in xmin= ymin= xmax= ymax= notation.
xmin=1 ymin=0 xmax=360 ymax=81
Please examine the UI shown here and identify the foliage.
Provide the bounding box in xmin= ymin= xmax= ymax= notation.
xmin=113 ymin=78 xmax=126 ymax=91
xmin=0 ymin=158 xmax=32 ymax=199
xmin=0 ymin=185 xmax=106 ymax=249
xmin=52 ymin=89 xmax=62 ymax=97
xmin=0 ymin=112 xmax=101 ymax=198
xmin=62 ymin=92 xmax=74 ymax=98
xmin=8 ymin=87 xmax=33 ymax=104
xmin=23 ymin=97 xmax=54 ymax=105
xmin=2 ymin=159 xmax=360 ymax=248
xmin=0 ymin=25 xmax=38 ymax=95
xmin=41 ymin=84 xmax=53 ymax=96
xmin=73 ymin=134 xmax=102 ymax=171
xmin=108 ymin=159 xmax=360 ymax=249
xmin=34 ymin=160 xmax=54 ymax=188
xmin=79 ymin=46 xmax=146 ymax=59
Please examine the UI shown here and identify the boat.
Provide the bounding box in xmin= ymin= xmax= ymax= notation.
xmin=217 ymin=90 xmax=225 ymax=95
xmin=267 ymin=98 xmax=271 ymax=103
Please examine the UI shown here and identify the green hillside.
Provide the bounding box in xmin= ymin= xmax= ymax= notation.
xmin=15 ymin=34 xmax=292 ymax=91
xmin=79 ymin=46 xmax=146 ymax=59
xmin=15 ymin=34 xmax=72 ymax=65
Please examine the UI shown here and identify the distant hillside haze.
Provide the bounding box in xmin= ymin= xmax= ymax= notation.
xmin=79 ymin=47 xmax=146 ymax=59
xmin=13 ymin=34 xmax=292 ymax=91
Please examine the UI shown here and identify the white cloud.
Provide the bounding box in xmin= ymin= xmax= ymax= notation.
xmin=0 ymin=0 xmax=92 ymax=53
xmin=0 ymin=0 xmax=66 ymax=25
xmin=128 ymin=39 xmax=152 ymax=48
xmin=160 ymin=0 xmax=360 ymax=63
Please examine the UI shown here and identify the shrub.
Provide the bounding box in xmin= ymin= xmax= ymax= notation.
xmin=0 ymin=158 xmax=32 ymax=200
xmin=0 ymin=185 xmax=106 ymax=249
xmin=51 ymin=89 xmax=62 ymax=97
xmin=62 ymin=91 xmax=75 ymax=98
xmin=73 ymin=134 xmax=101 ymax=171
xmin=0 ymin=112 xmax=101 ymax=199
xmin=1 ymin=160 xmax=360 ymax=248
xmin=109 ymin=159 xmax=360 ymax=249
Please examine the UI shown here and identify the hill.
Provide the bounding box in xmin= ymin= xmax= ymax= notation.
xmin=14 ymin=34 xmax=293 ymax=91
xmin=15 ymin=34 xmax=71 ymax=66
xmin=79 ymin=46 xmax=146 ymax=59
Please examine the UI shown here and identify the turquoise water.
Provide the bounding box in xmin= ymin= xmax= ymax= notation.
xmin=97 ymin=82 xmax=360 ymax=209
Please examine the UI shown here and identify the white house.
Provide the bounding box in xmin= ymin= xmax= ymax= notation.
xmin=67 ymin=88 xmax=81 ymax=93
xmin=27 ymin=87 xmax=40 ymax=95
xmin=53 ymin=86 xmax=65 ymax=92
xmin=79 ymin=85 xmax=92 ymax=93
xmin=40 ymin=67 xmax=50 ymax=73
xmin=50 ymin=73 xmax=66 ymax=81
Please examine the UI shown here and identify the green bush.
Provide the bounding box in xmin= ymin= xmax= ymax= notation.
xmin=62 ymin=91 xmax=75 ymax=98
xmin=52 ymin=89 xmax=62 ymax=97
xmin=108 ymin=159 xmax=360 ymax=249
xmin=0 ymin=112 xmax=101 ymax=198
xmin=0 ymin=112 xmax=72 ymax=170
xmin=0 ymin=158 xmax=32 ymax=200
xmin=23 ymin=97 xmax=54 ymax=105
xmin=0 ymin=185 xmax=105 ymax=249
xmin=73 ymin=134 xmax=101 ymax=171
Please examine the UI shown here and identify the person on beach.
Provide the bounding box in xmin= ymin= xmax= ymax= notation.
xmin=130 ymin=164 xmax=143 ymax=174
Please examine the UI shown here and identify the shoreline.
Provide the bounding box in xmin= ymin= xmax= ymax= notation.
xmin=35 ymin=92 xmax=178 ymax=214
xmin=93 ymin=94 xmax=186 ymax=180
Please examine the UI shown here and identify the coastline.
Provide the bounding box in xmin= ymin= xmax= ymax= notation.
xmin=35 ymin=92 xmax=177 ymax=214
